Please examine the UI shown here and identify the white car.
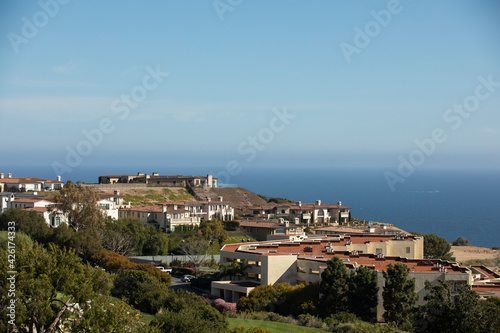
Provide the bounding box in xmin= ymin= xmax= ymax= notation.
xmin=181 ymin=274 xmax=195 ymax=282
xmin=156 ymin=266 xmax=172 ymax=274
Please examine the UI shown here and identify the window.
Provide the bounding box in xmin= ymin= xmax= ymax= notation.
xmin=309 ymin=268 xmax=320 ymax=275
xmin=376 ymin=248 xmax=383 ymax=255
xmin=406 ymin=247 xmax=411 ymax=253
xmin=55 ymin=217 xmax=60 ymax=227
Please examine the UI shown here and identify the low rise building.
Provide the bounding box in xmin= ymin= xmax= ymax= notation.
xmin=239 ymin=219 xmax=306 ymax=241
xmin=118 ymin=205 xmax=200 ymax=232
xmin=0 ymin=173 xmax=64 ymax=192
xmin=249 ymin=200 xmax=351 ymax=225
xmin=211 ymin=235 xmax=478 ymax=322
xmin=98 ymin=172 xmax=218 ymax=187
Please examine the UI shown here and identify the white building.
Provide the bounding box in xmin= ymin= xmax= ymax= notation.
xmin=0 ymin=173 xmax=64 ymax=192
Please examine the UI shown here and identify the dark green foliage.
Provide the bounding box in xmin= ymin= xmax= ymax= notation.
xmin=451 ymin=237 xmax=472 ymax=246
xmin=414 ymin=282 xmax=500 ymax=332
xmin=348 ymin=265 xmax=378 ymax=322
xmin=267 ymin=197 xmax=294 ymax=204
xmin=413 ymin=281 xmax=453 ymax=332
xmin=382 ymin=264 xmax=417 ymax=330
xmin=112 ymin=269 xmax=169 ymax=314
xmin=0 ymin=208 xmax=51 ymax=243
xmin=319 ymin=257 xmax=350 ymax=316
xmin=0 ymin=242 xmax=113 ymax=331
xmin=423 ymin=234 xmax=452 ymax=260
xmin=223 ymin=220 xmax=240 ymax=231
xmin=151 ymin=290 xmax=228 ymax=333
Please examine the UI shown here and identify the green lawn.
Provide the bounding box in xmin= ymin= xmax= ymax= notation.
xmin=227 ymin=318 xmax=328 ymax=333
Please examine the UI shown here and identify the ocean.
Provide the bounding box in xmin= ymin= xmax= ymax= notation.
xmin=3 ymin=165 xmax=499 ymax=248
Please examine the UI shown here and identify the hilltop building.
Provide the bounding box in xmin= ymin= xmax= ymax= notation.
xmin=98 ymin=172 xmax=218 ymax=188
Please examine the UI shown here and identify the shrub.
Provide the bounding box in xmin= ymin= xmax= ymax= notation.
xmin=452 ymin=237 xmax=472 ymax=246
xmin=212 ymin=298 xmax=237 ymax=314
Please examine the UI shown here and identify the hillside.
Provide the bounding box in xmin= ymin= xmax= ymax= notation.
xmin=190 ymin=186 xmax=267 ymax=212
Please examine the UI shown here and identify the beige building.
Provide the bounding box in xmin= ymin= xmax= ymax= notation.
xmin=99 ymin=172 xmax=218 ymax=188
xmin=211 ymin=235 xmax=481 ymax=322
xmin=239 ymin=219 xmax=306 ymax=241
xmin=249 ymin=200 xmax=351 ymax=225
xmin=118 ymin=205 xmax=200 ymax=232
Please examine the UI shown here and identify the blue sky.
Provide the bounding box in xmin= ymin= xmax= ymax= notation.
xmin=1 ymin=0 xmax=499 ymax=179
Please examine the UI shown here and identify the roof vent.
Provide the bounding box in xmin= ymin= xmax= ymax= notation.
xmin=316 ymin=200 xmax=321 ymax=206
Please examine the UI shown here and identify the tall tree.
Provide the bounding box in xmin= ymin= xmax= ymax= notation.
xmin=348 ymin=265 xmax=379 ymax=322
xmin=51 ymin=181 xmax=106 ymax=231
xmin=413 ymin=281 xmax=453 ymax=333
xmin=319 ymin=256 xmax=349 ymax=317
xmin=423 ymin=234 xmax=452 ymax=260
xmin=0 ymin=242 xmax=112 ymax=331
xmin=382 ymin=263 xmax=417 ymax=330
xmin=179 ymin=239 xmax=209 ymax=276
xmin=0 ymin=208 xmax=51 ymax=242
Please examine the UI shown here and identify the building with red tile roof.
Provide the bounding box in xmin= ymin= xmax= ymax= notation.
xmin=0 ymin=173 xmax=63 ymax=192
xmin=249 ymin=200 xmax=351 ymax=225
xmin=211 ymin=235 xmax=494 ymax=322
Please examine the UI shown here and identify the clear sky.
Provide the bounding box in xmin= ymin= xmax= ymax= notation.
xmin=1 ymin=1 xmax=499 ymax=179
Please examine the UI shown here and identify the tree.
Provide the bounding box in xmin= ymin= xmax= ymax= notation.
xmin=414 ymin=282 xmax=500 ymax=333
xmin=382 ymin=263 xmax=417 ymax=330
xmin=179 ymin=239 xmax=210 ymax=275
xmin=423 ymin=234 xmax=452 ymax=260
xmin=220 ymin=258 xmax=248 ymax=280
xmin=200 ymin=218 xmax=228 ymax=246
xmin=348 ymin=265 xmax=379 ymax=322
xmin=51 ymin=181 xmax=106 ymax=231
xmin=319 ymin=257 xmax=349 ymax=317
xmin=451 ymin=237 xmax=471 ymax=246
xmin=0 ymin=208 xmax=51 ymax=242
xmin=151 ymin=290 xmax=228 ymax=333
xmin=413 ymin=281 xmax=453 ymax=332
xmin=0 ymin=242 xmax=113 ymax=331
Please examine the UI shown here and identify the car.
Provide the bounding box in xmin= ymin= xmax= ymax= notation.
xmin=181 ymin=274 xmax=195 ymax=282
xmin=156 ymin=266 xmax=172 ymax=274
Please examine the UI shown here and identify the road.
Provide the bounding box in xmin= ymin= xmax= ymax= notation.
xmin=169 ymin=275 xmax=209 ymax=296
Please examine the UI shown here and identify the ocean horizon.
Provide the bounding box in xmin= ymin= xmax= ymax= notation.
xmin=2 ymin=165 xmax=499 ymax=248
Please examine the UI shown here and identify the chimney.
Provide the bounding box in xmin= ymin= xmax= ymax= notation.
xmin=297 ymin=201 xmax=302 ymax=207
xmin=218 ymin=196 xmax=223 ymax=202
xmin=316 ymin=200 xmax=321 ymax=206
xmin=137 ymin=172 xmax=144 ymax=176
xmin=207 ymin=174 xmax=213 ymax=187
xmin=206 ymin=197 xmax=211 ymax=202
xmin=57 ymin=176 xmax=61 ymax=182
xmin=114 ymin=190 xmax=120 ymax=195
xmin=8 ymin=173 xmax=12 ymax=178
xmin=337 ymin=201 xmax=342 ymax=206
xmin=162 ymin=205 xmax=166 ymax=213
xmin=0 ymin=173 xmax=3 ymax=179
xmin=153 ymin=172 xmax=159 ymax=176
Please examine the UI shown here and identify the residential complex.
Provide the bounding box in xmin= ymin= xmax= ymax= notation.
xmin=249 ymin=200 xmax=351 ymax=225
xmin=211 ymin=235 xmax=499 ymax=322
xmin=118 ymin=197 xmax=234 ymax=232
xmin=0 ymin=173 xmax=64 ymax=192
